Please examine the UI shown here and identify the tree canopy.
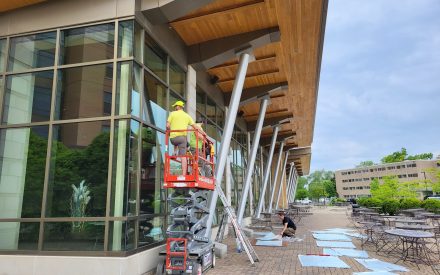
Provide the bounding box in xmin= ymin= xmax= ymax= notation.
xmin=304 ymin=170 xmax=337 ymax=200
xmin=381 ymin=147 xmax=433 ymax=164
xmin=370 ymin=176 xmax=419 ymax=200
xmin=356 ymin=160 xmax=375 ymax=167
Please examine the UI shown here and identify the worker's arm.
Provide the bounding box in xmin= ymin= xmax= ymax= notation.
xmin=192 ymin=123 xmax=206 ymax=134
xmin=166 ymin=121 xmax=170 ymax=130
xmin=280 ymin=223 xmax=288 ymax=235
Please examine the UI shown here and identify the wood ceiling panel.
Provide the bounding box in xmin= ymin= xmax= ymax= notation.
xmin=171 ymin=1 xmax=278 ymax=45
xmin=170 ymin=0 xmax=326 ymax=174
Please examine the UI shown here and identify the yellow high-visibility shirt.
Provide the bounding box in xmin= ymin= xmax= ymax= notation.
xmin=167 ymin=110 xmax=195 ymax=138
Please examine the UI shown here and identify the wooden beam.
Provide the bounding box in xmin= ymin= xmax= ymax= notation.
xmin=247 ymin=113 xmax=292 ymax=130
xmin=224 ymin=81 xmax=288 ymax=106
xmin=217 ymin=68 xmax=279 ymax=84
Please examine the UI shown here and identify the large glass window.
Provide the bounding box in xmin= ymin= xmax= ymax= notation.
xmin=144 ymin=34 xmax=167 ymax=81
xmin=143 ymin=72 xmax=167 ymax=128
xmin=46 ymin=121 xmax=110 ymax=217
xmin=2 ymin=71 xmax=52 ymax=125
xmin=43 ymin=221 xmax=105 ymax=251
xmin=111 ymin=120 xmax=139 ymax=217
xmin=0 ymin=126 xmax=48 ymax=218
xmin=0 ymin=39 xmax=6 ymax=71
xmin=118 ymin=21 xmax=133 ymax=58
xmin=8 ymin=32 xmax=56 ymax=72
xmin=109 ymin=220 xmax=135 ymax=251
xmin=55 ymin=63 xmax=113 ymax=120
xmin=0 ymin=222 xmax=39 ymax=250
xmin=206 ymin=97 xmax=216 ymax=123
xmin=196 ymin=90 xmax=205 ymax=115
xmin=60 ymin=24 xmax=114 ymax=65
xmin=169 ymin=59 xmax=185 ymax=96
xmin=138 ymin=216 xmax=165 ymax=247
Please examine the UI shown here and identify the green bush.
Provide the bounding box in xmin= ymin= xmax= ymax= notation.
xmin=381 ymin=199 xmax=400 ymax=215
xmin=400 ymin=198 xmax=421 ymax=209
xmin=330 ymin=198 xmax=346 ymax=205
xmin=422 ymin=199 xmax=440 ymax=213
xmin=357 ymin=197 xmax=368 ymax=206
xmin=357 ymin=197 xmax=382 ymax=208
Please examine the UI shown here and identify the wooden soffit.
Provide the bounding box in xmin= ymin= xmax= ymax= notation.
xmin=0 ymin=0 xmax=46 ymax=13
xmin=168 ymin=0 xmax=328 ymax=174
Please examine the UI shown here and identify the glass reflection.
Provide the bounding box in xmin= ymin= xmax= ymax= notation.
xmin=118 ymin=21 xmax=133 ymax=58
xmin=111 ymin=120 xmax=139 ymax=217
xmin=143 ymin=72 xmax=167 ymax=128
xmin=140 ymin=126 xmax=165 ymax=215
xmin=144 ymin=33 xmax=167 ymax=81
xmin=206 ymin=97 xmax=216 ymax=123
xmin=169 ymin=59 xmax=185 ymax=96
xmin=2 ymin=71 xmax=53 ymax=124
xmin=46 ymin=121 xmax=110 ymax=217
xmin=60 ymin=23 xmax=114 ymax=64
xmin=0 ymin=222 xmax=39 ymax=250
xmin=8 ymin=32 xmax=56 ymax=72
xmin=138 ymin=216 xmax=165 ymax=247
xmin=196 ymin=90 xmax=205 ymax=115
xmin=55 ymin=63 xmax=113 ymax=120
xmin=43 ymin=221 xmax=105 ymax=251
xmin=0 ymin=126 xmax=48 ymax=218
xmin=0 ymin=39 xmax=5 ymax=71
xmin=116 ymin=62 xmax=141 ymax=117
xmin=109 ymin=220 xmax=136 ymax=251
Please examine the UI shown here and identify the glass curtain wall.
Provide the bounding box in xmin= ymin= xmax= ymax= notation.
xmin=0 ymin=19 xmax=185 ymax=255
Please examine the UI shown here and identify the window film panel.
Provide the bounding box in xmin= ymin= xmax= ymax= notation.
xmin=43 ymin=221 xmax=105 ymax=251
xmin=110 ymin=119 xmax=139 ymax=217
xmin=55 ymin=63 xmax=113 ymax=120
xmin=143 ymin=72 xmax=167 ymax=128
xmin=8 ymin=32 xmax=56 ymax=72
xmin=144 ymin=33 xmax=167 ymax=81
xmin=118 ymin=21 xmax=133 ymax=58
xmin=196 ymin=90 xmax=205 ymax=115
xmin=46 ymin=121 xmax=110 ymax=217
xmin=169 ymin=59 xmax=185 ymax=96
xmin=0 ymin=222 xmax=40 ymax=250
xmin=0 ymin=126 xmax=48 ymax=218
xmin=206 ymin=97 xmax=216 ymax=123
xmin=2 ymin=71 xmax=53 ymax=125
xmin=60 ymin=23 xmax=114 ymax=65
xmin=140 ymin=126 xmax=165 ymax=215
xmin=116 ymin=62 xmax=140 ymax=117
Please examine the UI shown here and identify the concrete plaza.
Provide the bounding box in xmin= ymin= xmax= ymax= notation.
xmin=210 ymin=206 xmax=437 ymax=275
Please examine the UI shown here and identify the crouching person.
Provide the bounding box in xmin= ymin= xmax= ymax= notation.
xmin=277 ymin=211 xmax=296 ymax=237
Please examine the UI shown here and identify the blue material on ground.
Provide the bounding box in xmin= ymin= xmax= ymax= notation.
xmin=323 ymin=248 xmax=369 ymax=258
xmin=355 ymin=258 xmax=409 ymax=272
xmin=323 ymin=228 xmax=355 ymax=233
xmin=255 ymin=240 xmax=283 ymax=246
xmin=256 ymin=232 xmax=279 ymax=241
xmin=253 ymin=231 xmax=272 ymax=236
xmin=313 ymin=233 xmax=352 ymax=241
xmin=343 ymin=232 xmax=367 ymax=239
xmin=298 ymin=255 xmax=350 ymax=268
xmin=353 ymin=272 xmax=397 ymax=275
xmin=316 ymin=241 xmax=356 ymax=248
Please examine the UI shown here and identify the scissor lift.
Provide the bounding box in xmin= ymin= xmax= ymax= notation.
xmin=157 ymin=129 xmax=216 ymax=275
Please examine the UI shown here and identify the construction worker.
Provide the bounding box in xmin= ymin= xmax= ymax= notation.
xmin=277 ymin=211 xmax=296 ymax=238
xmin=166 ymin=100 xmax=203 ymax=175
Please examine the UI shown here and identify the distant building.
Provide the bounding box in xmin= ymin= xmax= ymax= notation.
xmin=335 ymin=159 xmax=440 ymax=199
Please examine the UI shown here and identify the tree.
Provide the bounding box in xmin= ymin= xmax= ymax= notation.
xmin=356 ymin=160 xmax=375 ymax=167
xmin=323 ymin=179 xmax=337 ymax=198
xmin=308 ymin=181 xmax=326 ymax=200
xmin=370 ymin=176 xmax=419 ymax=200
xmin=381 ymin=147 xmax=433 ymax=163
xmin=295 ymin=189 xmax=308 ymax=200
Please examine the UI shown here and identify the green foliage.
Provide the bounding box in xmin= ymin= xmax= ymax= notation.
xmin=330 ymin=198 xmax=346 ymax=205
xmin=370 ymin=176 xmax=418 ymax=200
xmin=421 ymin=199 xmax=440 ymax=213
xmin=399 ymin=198 xmax=421 ymax=209
xmin=381 ymin=199 xmax=400 ymax=215
xmin=381 ymin=147 xmax=433 ymax=163
xmin=306 ymin=170 xmax=336 ymax=199
xmin=357 ymin=197 xmax=382 ymax=208
xmin=356 ymin=160 xmax=375 ymax=167
xmin=295 ymin=189 xmax=308 ymax=200
xmin=297 ymin=177 xmax=308 ymax=190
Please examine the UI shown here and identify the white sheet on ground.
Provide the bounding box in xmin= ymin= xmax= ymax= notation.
xmin=298 ymin=255 xmax=350 ymax=268
xmin=255 ymin=240 xmax=283 ymax=246
xmin=323 ymin=248 xmax=369 ymax=258
xmin=316 ymin=241 xmax=356 ymax=248
xmin=313 ymin=233 xmax=352 ymax=241
xmin=355 ymin=258 xmax=409 ymax=272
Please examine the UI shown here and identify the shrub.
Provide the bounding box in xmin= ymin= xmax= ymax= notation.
xmin=357 ymin=197 xmax=368 ymax=206
xmin=422 ymin=199 xmax=440 ymax=213
xmin=381 ymin=199 xmax=400 ymax=215
xmin=400 ymin=198 xmax=421 ymax=209
xmin=357 ymin=197 xmax=382 ymax=208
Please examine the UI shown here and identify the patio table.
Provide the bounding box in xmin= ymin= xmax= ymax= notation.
xmin=394 ymin=219 xmax=426 ymax=224
xmin=359 ymin=221 xmax=381 ymax=247
xmin=385 ymin=229 xmax=435 ymax=268
xmin=395 ymin=224 xmax=435 ymax=231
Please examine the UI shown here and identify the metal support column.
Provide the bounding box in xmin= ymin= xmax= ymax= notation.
xmin=292 ymin=172 xmax=299 ymax=203
xmin=237 ymin=97 xmax=269 ymax=224
xmin=205 ymin=52 xmax=252 ymax=238
xmin=267 ymin=141 xmax=284 ymax=213
xmin=255 ymin=125 xmax=280 ymax=218
xmin=286 ymin=163 xmax=294 ymax=203
xmin=275 ymin=151 xmax=289 ymax=210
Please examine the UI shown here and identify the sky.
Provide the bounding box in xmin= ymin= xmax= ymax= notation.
xmin=310 ymin=0 xmax=440 ymax=172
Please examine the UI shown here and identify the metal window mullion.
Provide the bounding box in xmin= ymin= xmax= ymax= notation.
xmin=104 ymin=19 xmax=119 ymax=251
xmin=38 ymin=28 xmax=61 ymax=251
xmin=4 ymin=66 xmax=55 ymax=76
